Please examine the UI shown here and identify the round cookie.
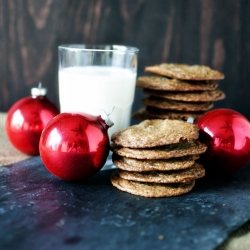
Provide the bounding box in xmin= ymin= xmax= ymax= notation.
xmin=112 ymin=154 xmax=199 ymax=172
xmin=116 ymin=163 xmax=205 ymax=184
xmin=142 ymin=96 xmax=214 ymax=112
xmin=137 ymin=76 xmax=219 ymax=91
xmin=144 ymin=88 xmax=226 ymax=102
xmin=133 ymin=107 xmax=206 ymax=121
xmin=145 ymin=63 xmax=225 ymax=81
xmin=111 ymin=140 xmax=207 ymax=160
xmin=111 ymin=171 xmax=195 ymax=198
xmin=111 ymin=119 xmax=199 ymax=148
xmin=132 ymin=108 xmax=154 ymax=121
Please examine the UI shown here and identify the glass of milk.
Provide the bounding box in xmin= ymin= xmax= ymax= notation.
xmin=58 ymin=44 xmax=139 ymax=138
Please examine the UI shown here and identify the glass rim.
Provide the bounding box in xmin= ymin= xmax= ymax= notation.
xmin=58 ymin=44 xmax=139 ymax=53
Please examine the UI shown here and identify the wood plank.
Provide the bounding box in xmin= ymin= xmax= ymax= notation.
xmin=0 ymin=0 xmax=249 ymax=120
xmin=181 ymin=0 xmax=249 ymax=118
xmin=238 ymin=0 xmax=250 ymax=117
xmin=0 ymin=0 xmax=60 ymax=109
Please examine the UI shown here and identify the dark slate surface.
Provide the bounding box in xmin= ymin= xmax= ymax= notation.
xmin=0 ymin=157 xmax=250 ymax=250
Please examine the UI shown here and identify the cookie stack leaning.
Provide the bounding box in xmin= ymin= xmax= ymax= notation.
xmin=110 ymin=119 xmax=207 ymax=198
xmin=134 ymin=63 xmax=225 ymax=121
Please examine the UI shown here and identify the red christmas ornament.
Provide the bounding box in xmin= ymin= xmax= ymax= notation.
xmin=5 ymin=84 xmax=60 ymax=155
xmin=39 ymin=112 xmax=113 ymax=181
xmin=195 ymin=108 xmax=250 ymax=172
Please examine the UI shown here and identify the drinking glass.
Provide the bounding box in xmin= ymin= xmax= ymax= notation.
xmin=58 ymin=44 xmax=139 ymax=138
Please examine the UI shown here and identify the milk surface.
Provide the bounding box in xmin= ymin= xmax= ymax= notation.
xmin=58 ymin=66 xmax=137 ymax=137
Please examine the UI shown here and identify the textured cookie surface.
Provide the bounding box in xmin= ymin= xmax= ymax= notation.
xmin=145 ymin=63 xmax=225 ymax=81
xmin=142 ymin=96 xmax=213 ymax=111
xmin=111 ymin=119 xmax=199 ymax=148
xmin=116 ymin=163 xmax=205 ymax=183
xmin=112 ymin=154 xmax=199 ymax=172
xmin=144 ymin=89 xmax=226 ymax=102
xmin=111 ymin=140 xmax=207 ymax=160
xmin=133 ymin=107 xmax=206 ymax=121
xmin=111 ymin=171 xmax=195 ymax=198
xmin=137 ymin=76 xmax=219 ymax=91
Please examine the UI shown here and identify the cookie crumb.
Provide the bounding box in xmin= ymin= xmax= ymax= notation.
xmin=158 ymin=235 xmax=164 ymax=240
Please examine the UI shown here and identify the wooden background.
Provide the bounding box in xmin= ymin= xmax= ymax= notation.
xmin=0 ymin=0 xmax=250 ymax=120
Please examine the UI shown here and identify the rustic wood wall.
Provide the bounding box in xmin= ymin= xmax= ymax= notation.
xmin=0 ymin=0 xmax=250 ymax=119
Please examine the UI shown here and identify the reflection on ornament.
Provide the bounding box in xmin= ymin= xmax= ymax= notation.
xmin=195 ymin=108 xmax=250 ymax=172
xmin=39 ymin=112 xmax=111 ymax=181
xmin=5 ymin=84 xmax=59 ymax=155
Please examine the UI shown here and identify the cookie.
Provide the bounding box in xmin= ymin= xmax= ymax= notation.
xmin=133 ymin=107 xmax=206 ymax=121
xmin=137 ymin=76 xmax=219 ymax=91
xmin=112 ymin=154 xmax=199 ymax=172
xmin=132 ymin=108 xmax=154 ymax=121
xmin=142 ymin=96 xmax=213 ymax=111
xmin=111 ymin=140 xmax=207 ymax=160
xmin=144 ymin=88 xmax=226 ymax=102
xmin=145 ymin=63 xmax=225 ymax=81
xmin=111 ymin=119 xmax=199 ymax=148
xmin=111 ymin=171 xmax=195 ymax=197
xmin=116 ymin=163 xmax=205 ymax=184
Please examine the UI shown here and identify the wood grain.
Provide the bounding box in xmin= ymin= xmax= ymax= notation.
xmin=0 ymin=0 xmax=249 ymax=119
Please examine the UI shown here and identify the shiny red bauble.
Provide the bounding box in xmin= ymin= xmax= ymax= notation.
xmin=5 ymin=86 xmax=59 ymax=155
xmin=39 ymin=113 xmax=111 ymax=181
xmin=195 ymin=108 xmax=250 ymax=172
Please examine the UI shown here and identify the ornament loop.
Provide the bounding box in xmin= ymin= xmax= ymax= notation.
xmin=101 ymin=107 xmax=115 ymax=128
xmin=31 ymin=82 xmax=47 ymax=96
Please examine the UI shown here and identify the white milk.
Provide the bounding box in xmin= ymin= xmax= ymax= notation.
xmin=58 ymin=66 xmax=137 ymax=137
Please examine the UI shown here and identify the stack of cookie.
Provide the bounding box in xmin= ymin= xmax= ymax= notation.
xmin=134 ymin=63 xmax=225 ymax=121
xmin=110 ymin=119 xmax=207 ymax=198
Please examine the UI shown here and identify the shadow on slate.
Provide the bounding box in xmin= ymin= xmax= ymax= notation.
xmin=0 ymin=156 xmax=250 ymax=250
